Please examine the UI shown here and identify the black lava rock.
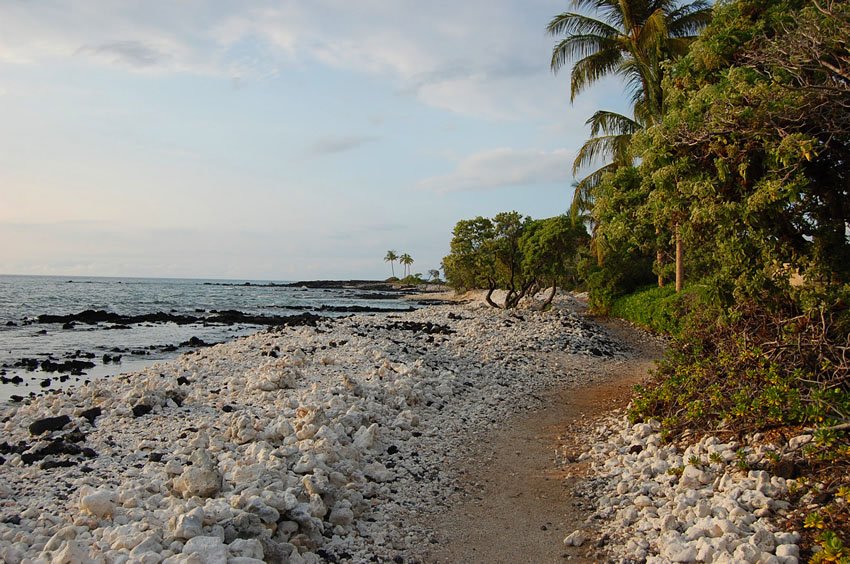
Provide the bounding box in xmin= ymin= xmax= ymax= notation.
xmin=29 ymin=415 xmax=71 ymax=436
xmin=79 ymin=407 xmax=102 ymax=426
xmin=132 ymin=404 xmax=153 ymax=418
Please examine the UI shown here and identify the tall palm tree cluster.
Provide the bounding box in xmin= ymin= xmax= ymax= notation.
xmin=548 ymin=0 xmax=712 ymax=288
xmin=383 ymin=250 xmax=415 ymax=278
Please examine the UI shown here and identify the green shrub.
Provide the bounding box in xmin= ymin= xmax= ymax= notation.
xmin=630 ymin=299 xmax=850 ymax=438
xmin=608 ymin=284 xmax=714 ymax=335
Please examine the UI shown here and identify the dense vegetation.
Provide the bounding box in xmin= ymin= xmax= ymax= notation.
xmin=442 ymin=213 xmax=588 ymax=308
xmin=550 ymin=0 xmax=850 ymax=556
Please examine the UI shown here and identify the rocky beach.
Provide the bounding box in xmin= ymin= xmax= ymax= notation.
xmin=0 ymin=292 xmax=805 ymax=563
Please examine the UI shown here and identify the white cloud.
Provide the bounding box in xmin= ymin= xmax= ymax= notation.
xmin=418 ymin=148 xmax=574 ymax=193
xmin=0 ymin=0 xmax=577 ymax=120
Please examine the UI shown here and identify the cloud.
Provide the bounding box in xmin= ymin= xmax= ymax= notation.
xmin=308 ymin=135 xmax=379 ymax=156
xmin=78 ymin=40 xmax=165 ymax=68
xmin=0 ymin=0 xmax=584 ymax=120
xmin=418 ymin=148 xmax=574 ymax=193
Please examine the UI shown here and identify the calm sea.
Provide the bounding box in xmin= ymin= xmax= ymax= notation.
xmin=0 ymin=275 xmax=414 ymax=402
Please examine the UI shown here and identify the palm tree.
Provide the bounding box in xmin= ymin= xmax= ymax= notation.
xmin=548 ymin=0 xmax=711 ymax=286
xmin=384 ymin=250 xmax=398 ymax=278
xmin=399 ymin=254 xmax=414 ymax=278
xmin=548 ymin=0 xmax=711 ymax=125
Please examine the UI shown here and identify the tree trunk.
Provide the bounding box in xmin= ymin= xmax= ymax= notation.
xmin=656 ymin=226 xmax=664 ymax=287
xmin=485 ymin=283 xmax=502 ymax=309
xmin=540 ymin=283 xmax=557 ymax=310
xmin=675 ymin=223 xmax=684 ymax=293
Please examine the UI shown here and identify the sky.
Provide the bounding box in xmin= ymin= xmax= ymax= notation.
xmin=0 ymin=0 xmax=629 ymax=281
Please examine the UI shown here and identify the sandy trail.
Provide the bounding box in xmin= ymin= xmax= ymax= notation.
xmin=421 ymin=320 xmax=663 ymax=563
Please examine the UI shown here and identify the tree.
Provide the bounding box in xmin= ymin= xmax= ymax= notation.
xmin=636 ymin=0 xmax=850 ymax=303
xmin=520 ymin=216 xmax=590 ymax=308
xmin=384 ymin=250 xmax=398 ymax=278
xmin=548 ymin=0 xmax=712 ymax=289
xmin=443 ymin=212 xmax=590 ymax=309
xmin=399 ymin=254 xmax=414 ymax=278
xmin=427 ymin=269 xmax=441 ymax=282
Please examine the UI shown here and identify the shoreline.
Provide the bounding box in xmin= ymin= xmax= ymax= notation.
xmin=0 ymin=282 xmax=440 ymax=405
xmin=0 ymin=290 xmax=806 ymax=562
xmin=0 ymin=292 xmax=625 ymax=563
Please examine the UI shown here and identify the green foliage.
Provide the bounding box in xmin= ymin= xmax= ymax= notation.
xmin=609 ymin=284 xmax=691 ymax=335
xmin=634 ymin=0 xmax=850 ymax=304
xmin=397 ymin=274 xmax=426 ymax=285
xmin=442 ymin=213 xmax=588 ymax=308
xmin=630 ymin=297 xmax=850 ymax=437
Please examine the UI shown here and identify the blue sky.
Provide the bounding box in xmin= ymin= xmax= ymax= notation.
xmin=0 ymin=0 xmax=628 ymax=280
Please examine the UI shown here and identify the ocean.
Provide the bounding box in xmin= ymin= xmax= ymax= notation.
xmin=0 ymin=275 xmax=420 ymax=402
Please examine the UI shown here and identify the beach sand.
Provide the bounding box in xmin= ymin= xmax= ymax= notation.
xmin=0 ymin=292 xmax=648 ymax=563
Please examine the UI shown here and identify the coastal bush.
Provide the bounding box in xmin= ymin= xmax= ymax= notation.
xmin=630 ymin=295 xmax=850 ymax=467
xmin=609 ymin=285 xmax=687 ymax=335
xmin=442 ymin=213 xmax=588 ymax=309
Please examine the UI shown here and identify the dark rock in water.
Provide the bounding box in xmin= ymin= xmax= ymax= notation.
xmin=29 ymin=415 xmax=72 ymax=435
xmin=5 ymin=321 xmax=16 ymax=327
xmin=36 ymin=329 xmax=47 ymax=335
xmin=67 ymin=350 xmax=95 ymax=359
xmin=283 ymin=280 xmax=399 ymax=291
xmin=9 ymin=395 xmax=24 ymax=403
xmin=180 ymin=336 xmax=209 ymax=347
xmin=161 ymin=344 xmax=178 ymax=352
xmin=132 ymin=404 xmax=152 ymax=417
xmin=40 ymin=359 xmax=96 ymax=374
xmin=40 ymin=378 xmax=52 ymax=388
xmin=62 ymin=322 xmax=75 ymax=330
xmin=79 ymin=407 xmax=102 ymax=426
xmin=15 ymin=358 xmax=40 ymax=370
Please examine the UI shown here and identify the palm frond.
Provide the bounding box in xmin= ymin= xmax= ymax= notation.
xmin=585 ymin=110 xmax=641 ymax=137
xmin=572 ymin=132 xmax=634 ymax=175
xmin=638 ymin=9 xmax=668 ymax=58
xmin=547 ymin=12 xmax=620 ymax=38
xmin=570 ymin=162 xmax=620 ymax=221
xmin=569 ymin=0 xmax=626 ymax=28
xmin=667 ymin=1 xmax=713 ymax=38
xmin=550 ymin=33 xmax=618 ymax=73
xmin=570 ymin=47 xmax=623 ymax=101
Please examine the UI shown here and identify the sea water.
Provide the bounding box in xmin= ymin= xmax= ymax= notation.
xmin=0 ymin=275 xmax=414 ymax=401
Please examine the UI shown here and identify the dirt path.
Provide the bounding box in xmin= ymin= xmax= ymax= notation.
xmin=421 ymin=320 xmax=663 ymax=563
